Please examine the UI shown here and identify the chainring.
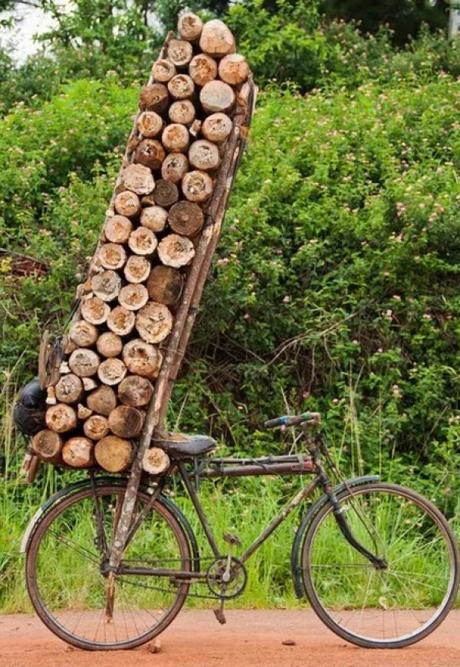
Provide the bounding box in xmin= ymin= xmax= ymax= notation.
xmin=206 ymin=556 xmax=247 ymax=599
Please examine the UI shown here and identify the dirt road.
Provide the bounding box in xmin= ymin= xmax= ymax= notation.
xmin=1 ymin=609 xmax=460 ymax=667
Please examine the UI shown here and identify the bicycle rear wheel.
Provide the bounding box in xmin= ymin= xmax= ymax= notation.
xmin=301 ymin=482 xmax=459 ymax=648
xmin=25 ymin=483 xmax=191 ymax=650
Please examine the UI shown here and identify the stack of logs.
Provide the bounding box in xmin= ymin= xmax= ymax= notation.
xmin=31 ymin=14 xmax=251 ymax=475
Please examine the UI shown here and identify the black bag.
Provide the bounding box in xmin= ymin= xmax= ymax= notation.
xmin=13 ymin=378 xmax=46 ymax=436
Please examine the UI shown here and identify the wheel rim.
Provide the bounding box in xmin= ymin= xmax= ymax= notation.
xmin=27 ymin=487 xmax=190 ymax=649
xmin=303 ymin=484 xmax=457 ymax=646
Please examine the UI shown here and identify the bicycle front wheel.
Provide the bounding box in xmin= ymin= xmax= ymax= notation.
xmin=301 ymin=482 xmax=459 ymax=648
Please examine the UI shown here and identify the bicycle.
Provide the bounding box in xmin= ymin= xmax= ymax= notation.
xmin=21 ymin=411 xmax=459 ymax=651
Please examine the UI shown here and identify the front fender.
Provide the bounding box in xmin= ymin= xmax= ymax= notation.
xmin=290 ymin=475 xmax=379 ymax=598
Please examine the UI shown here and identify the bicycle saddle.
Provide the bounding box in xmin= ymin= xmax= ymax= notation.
xmin=152 ymin=431 xmax=216 ymax=460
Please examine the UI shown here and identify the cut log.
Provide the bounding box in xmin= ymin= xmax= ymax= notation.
xmin=69 ymin=348 xmax=100 ymax=377
xmin=82 ymin=377 xmax=98 ymax=391
xmin=134 ymin=139 xmax=166 ymax=171
xmin=63 ymin=336 xmax=77 ymax=355
xmin=152 ymin=58 xmax=176 ymax=83
xmin=161 ymin=153 xmax=189 ymax=184
xmin=104 ymin=215 xmax=133 ymax=243
xmin=107 ymin=305 xmax=136 ymax=336
xmin=95 ymin=435 xmax=133 ymax=473
xmin=146 ymin=265 xmax=183 ymax=305
xmin=140 ymin=205 xmax=168 ymax=233
xmin=87 ymin=385 xmax=117 ymax=416
xmin=122 ymin=338 xmax=163 ymax=379
xmin=218 ymin=53 xmax=249 ymax=85
xmin=153 ymin=179 xmax=179 ymax=208
xmin=55 ymin=373 xmax=83 ymax=404
xmin=162 ymin=124 xmax=190 ymax=153
xmin=189 ymin=119 xmax=202 ymax=138
xmin=128 ymin=227 xmax=158 ymax=256
xmin=168 ymin=100 xmax=195 ymax=125
xmin=108 ymin=405 xmax=144 ymax=438
xmin=62 ymin=437 xmax=94 ymax=468
xmin=83 ymin=415 xmax=110 ymax=441
xmin=137 ymin=111 xmax=163 ymax=139
xmin=46 ymin=386 xmax=57 ymax=405
xmin=122 ymin=164 xmax=155 ymax=195
xmin=142 ymin=447 xmax=170 ymax=475
xmin=77 ymin=403 xmax=93 ymax=420
xmin=139 ymin=83 xmax=169 ymax=114
xmin=69 ymin=320 xmax=99 ymax=347
xmin=167 ymin=39 xmax=193 ymax=67
xmin=118 ymin=283 xmax=149 ymax=311
xmin=81 ymin=296 xmax=110 ymax=325
xmin=59 ymin=361 xmax=71 ymax=374
xmin=124 ymin=255 xmax=152 ymax=283
xmin=201 ymin=112 xmax=233 ymax=143
xmin=90 ymin=270 xmax=122 ymax=302
xmin=189 ymin=54 xmax=217 ymax=86
xmin=97 ymin=358 xmax=127 ymax=386
xmin=200 ymin=80 xmax=235 ymax=113
xmin=199 ymin=19 xmax=235 ymax=57
xmin=157 ymin=233 xmax=196 ymax=267
xmin=168 ymin=200 xmax=204 ymax=237
xmin=182 ymin=170 xmax=214 ymax=202
xmin=31 ymin=430 xmax=63 ymax=463
xmin=178 ymin=12 xmax=203 ymax=42
xmin=98 ymin=243 xmax=127 ymax=270
xmin=114 ymin=190 xmax=141 ymax=218
xmin=135 ymin=302 xmax=174 ymax=343
xmin=118 ymin=375 xmax=154 ymax=407
xmin=188 ymin=139 xmax=220 ymax=171
xmin=46 ymin=403 xmax=77 ymax=433
xmin=167 ymin=74 xmax=195 ymax=100
xmin=96 ymin=331 xmax=123 ymax=358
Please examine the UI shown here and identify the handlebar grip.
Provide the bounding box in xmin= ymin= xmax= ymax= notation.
xmin=264 ymin=412 xmax=320 ymax=429
xmin=264 ymin=415 xmax=290 ymax=429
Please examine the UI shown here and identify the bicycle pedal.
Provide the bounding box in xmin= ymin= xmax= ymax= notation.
xmin=213 ymin=607 xmax=226 ymax=625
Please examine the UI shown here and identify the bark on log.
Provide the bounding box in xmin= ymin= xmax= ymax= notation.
xmin=162 ymin=124 xmax=189 ymax=153
xmin=62 ymin=437 xmax=94 ymax=468
xmin=142 ymin=447 xmax=170 ymax=475
xmin=189 ymin=54 xmax=217 ymax=86
xmin=199 ymin=19 xmax=235 ymax=57
xmin=168 ymin=100 xmax=195 ymax=125
xmin=46 ymin=386 xmax=57 ymax=405
xmin=77 ymin=403 xmax=93 ymax=420
xmin=118 ymin=375 xmax=154 ymax=407
xmin=152 ymin=58 xmax=176 ymax=83
xmin=31 ymin=430 xmax=62 ymax=463
xmin=140 ymin=205 xmax=168 ymax=232
xmin=157 ymin=233 xmax=196 ymax=267
xmin=124 ymin=255 xmax=152 ymax=283
xmin=81 ymin=296 xmax=110 ymax=325
xmin=46 ymin=403 xmax=77 ymax=433
xmin=122 ymin=338 xmax=163 ymax=379
xmin=167 ymin=74 xmax=194 ymax=100
xmin=146 ymin=265 xmax=183 ymax=305
xmin=128 ymin=227 xmax=158 ymax=256
xmin=96 ymin=331 xmax=123 ymax=358
xmin=108 ymin=405 xmax=144 ymax=438
xmin=134 ymin=139 xmax=166 ymax=171
xmin=87 ymin=385 xmax=117 ymax=416
xmin=97 ymin=358 xmax=127 ymax=386
xmin=104 ymin=215 xmax=133 ymax=243
xmin=63 ymin=336 xmax=77 ymax=355
xmin=55 ymin=373 xmax=83 ymax=404
xmin=218 ymin=54 xmax=249 ymax=85
xmin=167 ymin=39 xmax=193 ymax=67
xmin=200 ymin=80 xmax=235 ymax=113
xmin=107 ymin=305 xmax=136 ymax=336
xmin=69 ymin=348 xmax=100 ymax=377
xmin=83 ymin=415 xmax=110 ymax=441
xmin=95 ymin=435 xmax=133 ymax=473
xmin=188 ymin=140 xmax=220 ymax=171
xmin=161 ymin=153 xmax=189 ymax=184
xmin=177 ymin=12 xmax=203 ymax=42
xmin=153 ymin=179 xmax=179 ymax=208
xmin=139 ymin=83 xmax=169 ymax=114
xmin=122 ymin=164 xmax=155 ymax=195
xmin=168 ymin=200 xmax=204 ymax=237
xmin=91 ymin=270 xmax=122 ymax=302
xmin=98 ymin=243 xmax=127 ymax=270
xmin=201 ymin=112 xmax=233 ymax=143
xmin=114 ymin=191 xmax=141 ymax=218
xmin=135 ymin=302 xmax=174 ymax=343
xmin=118 ymin=283 xmax=149 ymax=311
xmin=182 ymin=170 xmax=214 ymax=202
xmin=137 ymin=111 xmax=164 ymax=138
xmin=69 ymin=320 xmax=99 ymax=347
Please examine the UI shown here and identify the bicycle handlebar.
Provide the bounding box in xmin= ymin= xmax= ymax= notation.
xmin=264 ymin=412 xmax=321 ymax=429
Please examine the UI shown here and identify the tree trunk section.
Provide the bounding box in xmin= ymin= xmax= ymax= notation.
xmin=69 ymin=320 xmax=99 ymax=347
xmin=167 ymin=39 xmax=193 ymax=67
xmin=218 ymin=54 xmax=249 ymax=85
xmin=108 ymin=405 xmax=144 ymax=438
xmin=98 ymin=243 xmax=127 ymax=270
xmin=118 ymin=283 xmax=149 ymax=311
xmin=168 ymin=100 xmax=195 ymax=126
xmin=182 ymin=170 xmax=214 ymax=202
xmin=122 ymin=164 xmax=155 ymax=195
xmin=146 ymin=265 xmax=183 ymax=305
xmin=46 ymin=403 xmax=77 ymax=433
xmin=124 ymin=255 xmax=152 ymax=283
xmin=142 ymin=447 xmax=170 ymax=475
xmin=168 ymin=201 xmax=204 ymax=237
xmin=177 ymin=12 xmax=203 ymax=42
xmin=95 ymin=435 xmax=133 ymax=473
xmin=114 ymin=191 xmax=141 ymax=218
xmin=201 ymin=112 xmax=233 ymax=143
xmin=87 ymin=385 xmax=117 ymax=416
xmin=157 ymin=233 xmax=195 ymax=267
xmin=134 ymin=139 xmax=166 ymax=171
xmin=167 ymin=74 xmax=195 ymax=100
xmin=122 ymin=339 xmax=163 ymax=379
xmin=91 ymin=270 xmax=122 ymax=302
xmin=162 ymin=124 xmax=189 ymax=152
xmin=128 ymin=227 xmax=158 ymax=255
xmin=55 ymin=373 xmax=83 ymax=404
xmin=69 ymin=348 xmax=100 ymax=377
xmin=189 ymin=54 xmax=217 ymax=86
xmin=140 ymin=206 xmax=168 ymax=232
xmin=152 ymin=58 xmax=176 ymax=82
xmin=96 ymin=332 xmax=123 ymax=358
xmin=83 ymin=415 xmax=110 ymax=441
xmin=107 ymin=306 xmax=136 ymax=336
xmin=139 ymin=83 xmax=169 ymax=114
xmin=62 ymin=437 xmax=94 ymax=468
xmin=188 ymin=140 xmax=220 ymax=171
xmin=31 ymin=430 xmax=63 ymax=463
xmin=153 ymin=180 xmax=179 ymax=208
xmin=161 ymin=153 xmax=189 ymax=183
xmin=81 ymin=296 xmax=110 ymax=325
xmin=199 ymin=19 xmax=235 ymax=56
xmin=104 ymin=215 xmax=133 ymax=243
xmin=97 ymin=358 xmax=127 ymax=386
xmin=200 ymin=80 xmax=235 ymax=113
xmin=118 ymin=375 xmax=154 ymax=407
